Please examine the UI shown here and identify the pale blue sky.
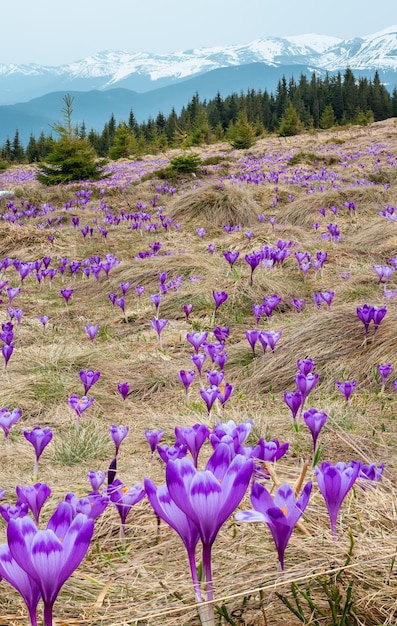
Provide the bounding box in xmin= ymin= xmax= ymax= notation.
xmin=1 ymin=0 xmax=396 ymax=65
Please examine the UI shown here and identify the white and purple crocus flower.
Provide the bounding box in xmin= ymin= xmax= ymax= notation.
xmin=145 ymin=443 xmax=253 ymax=625
xmin=2 ymin=502 xmax=94 ymax=626
xmin=315 ymin=460 xmax=361 ymax=540
xmin=236 ymin=481 xmax=312 ymax=570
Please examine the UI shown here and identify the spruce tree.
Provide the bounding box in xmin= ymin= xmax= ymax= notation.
xmin=36 ymin=94 xmax=107 ymax=185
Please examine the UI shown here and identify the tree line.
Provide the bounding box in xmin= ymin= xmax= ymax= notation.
xmin=2 ymin=68 xmax=397 ymax=165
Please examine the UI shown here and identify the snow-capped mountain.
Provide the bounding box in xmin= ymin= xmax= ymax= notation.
xmin=1 ymin=26 xmax=397 ymax=147
xmin=1 ymin=26 xmax=397 ymax=105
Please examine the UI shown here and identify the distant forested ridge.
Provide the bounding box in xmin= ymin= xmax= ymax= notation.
xmin=2 ymin=68 xmax=397 ymax=165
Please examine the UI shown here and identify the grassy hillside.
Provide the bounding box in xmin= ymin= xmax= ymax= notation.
xmin=0 ymin=119 xmax=396 ymax=625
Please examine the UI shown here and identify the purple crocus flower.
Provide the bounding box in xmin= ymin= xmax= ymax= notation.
xmin=320 ymin=291 xmax=335 ymax=309
xmin=259 ymin=330 xmax=282 ymax=353
xmin=297 ymin=358 xmax=316 ymax=375
xmin=151 ymin=318 xmax=168 ymax=349
xmin=6 ymin=286 xmax=21 ymax=305
xmin=212 ymin=418 xmax=253 ymax=448
xmin=150 ymin=293 xmax=162 ymax=317
xmin=183 ymin=303 xmax=194 ymax=320
xmin=186 ymin=331 xmax=208 ymax=354
xmin=216 ymin=382 xmax=234 ymax=412
xmin=68 ymin=394 xmax=94 ymax=426
xmin=356 ymin=304 xmax=374 ymax=339
xmin=292 ymin=298 xmax=306 ymax=313
xmin=213 ymin=351 xmax=228 ymax=370
xmin=199 ymin=385 xmax=220 ymax=416
xmin=358 ymin=463 xmax=384 ymax=482
xmin=2 ymin=343 xmax=14 ymax=369
xmin=109 ymin=424 xmax=129 ymax=457
xmin=251 ymin=438 xmax=289 ymax=463
xmin=190 ymin=352 xmax=207 ymax=377
xmin=119 ymin=281 xmax=131 ymax=295
xmin=245 ymin=329 xmax=259 ymax=357
xmin=236 ymin=481 xmax=312 ymax=570
xmin=295 ymin=372 xmax=319 ymax=408
xmin=79 ymin=369 xmax=100 ymax=395
xmin=314 ymin=460 xmax=361 ymax=540
xmin=8 ymin=307 xmax=23 ymax=326
xmin=117 ymin=381 xmax=130 ymax=400
xmin=107 ymin=479 xmax=145 ymax=546
xmin=212 ymin=290 xmax=228 ymax=318
xmin=178 ymin=370 xmax=196 ymax=402
xmin=336 ymin=380 xmax=356 ymax=403
xmin=0 ymin=544 xmax=41 ymax=626
xmin=206 ymin=369 xmax=224 ymax=387
xmin=223 ymin=250 xmax=240 ymax=268
xmin=303 ymin=409 xmax=328 ymax=452
xmin=88 ymin=470 xmax=106 ymax=492
xmin=144 ymin=479 xmax=202 ymax=606
xmin=245 ymin=251 xmax=262 ymax=285
xmin=377 ymin=363 xmax=393 ymax=391
xmin=39 ymin=315 xmax=50 ymax=330
xmin=144 ymin=429 xmax=164 ymax=460
xmin=23 ymin=427 xmax=53 ymax=480
xmin=15 ymin=483 xmax=51 ymax=525
xmin=7 ymin=510 xmax=94 ymax=626
xmin=71 ymin=493 xmax=109 ymax=521
xmin=60 ymin=289 xmax=73 ymax=307
xmin=115 ymin=296 xmax=125 ymax=316
xmin=208 ymin=243 xmax=216 ymax=254
xmin=175 ymin=423 xmax=210 ymax=467
xmin=157 ymin=442 xmax=188 ymax=463
xmin=167 ymin=445 xmax=253 ymax=610
xmin=0 ymin=501 xmax=29 ymax=523
xmin=135 ymin=285 xmax=145 ymax=300
xmin=284 ymin=391 xmax=303 ymax=422
xmin=85 ymin=324 xmax=99 ymax=341
xmin=0 ymin=407 xmax=22 ymax=442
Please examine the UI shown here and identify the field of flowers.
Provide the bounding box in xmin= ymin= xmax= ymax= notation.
xmin=0 ymin=119 xmax=396 ymax=626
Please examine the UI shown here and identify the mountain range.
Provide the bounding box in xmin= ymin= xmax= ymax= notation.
xmin=1 ymin=26 xmax=397 ymax=145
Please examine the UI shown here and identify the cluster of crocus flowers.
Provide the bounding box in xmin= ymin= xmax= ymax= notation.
xmin=0 ymin=320 xmax=15 ymax=369
xmin=284 ymin=358 xmax=318 ymax=423
xmin=245 ymin=329 xmax=282 ymax=358
xmin=356 ymin=304 xmax=387 ymax=343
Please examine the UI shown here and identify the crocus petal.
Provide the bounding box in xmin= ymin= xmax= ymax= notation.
xmin=0 ymin=544 xmax=41 ymax=619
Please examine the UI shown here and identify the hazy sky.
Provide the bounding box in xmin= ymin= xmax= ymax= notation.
xmin=2 ymin=0 xmax=396 ymax=65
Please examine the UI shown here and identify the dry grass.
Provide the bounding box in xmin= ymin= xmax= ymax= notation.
xmin=0 ymin=119 xmax=397 ymax=625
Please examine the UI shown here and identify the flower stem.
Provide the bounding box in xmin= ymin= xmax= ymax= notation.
xmin=43 ymin=602 xmax=53 ymax=626
xmin=201 ymin=544 xmax=215 ymax=625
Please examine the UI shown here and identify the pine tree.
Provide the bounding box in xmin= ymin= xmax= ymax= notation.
xmin=25 ymin=135 xmax=39 ymax=162
xmin=278 ymin=101 xmax=303 ymax=136
xmin=36 ymin=94 xmax=106 ymax=185
xmin=320 ymin=104 xmax=335 ymax=129
xmin=11 ymin=130 xmax=25 ymax=162
xmin=109 ymin=122 xmax=132 ymax=159
xmin=228 ymin=112 xmax=255 ymax=149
